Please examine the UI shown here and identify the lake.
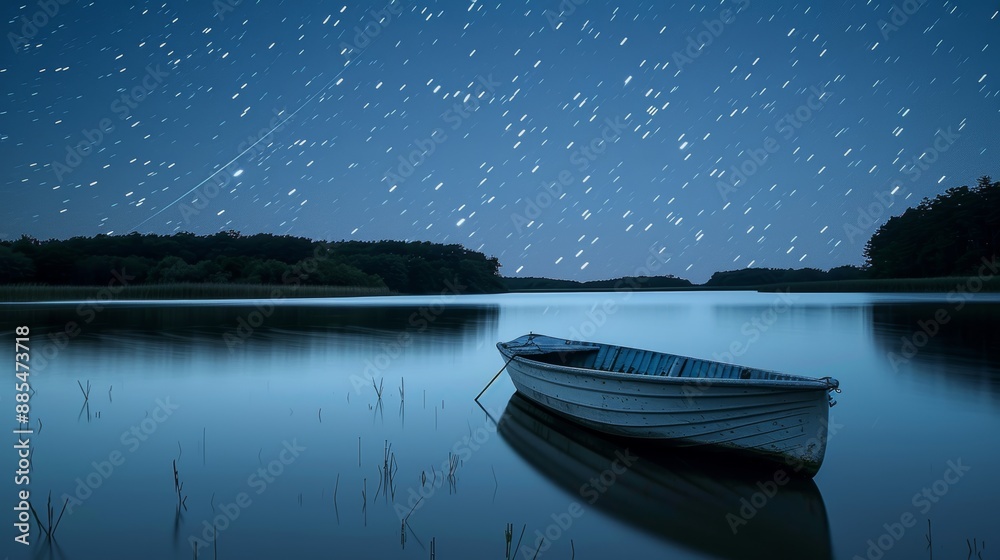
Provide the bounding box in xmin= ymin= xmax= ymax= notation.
xmin=3 ymin=291 xmax=999 ymax=559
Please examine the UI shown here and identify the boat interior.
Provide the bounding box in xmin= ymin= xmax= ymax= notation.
xmin=524 ymin=344 xmax=797 ymax=381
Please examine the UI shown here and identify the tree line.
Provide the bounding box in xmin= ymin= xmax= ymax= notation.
xmin=704 ymin=175 xmax=997 ymax=286
xmin=865 ymin=176 xmax=999 ymax=278
xmin=0 ymin=232 xmax=505 ymax=294
xmin=2 ymin=175 xmax=994 ymax=293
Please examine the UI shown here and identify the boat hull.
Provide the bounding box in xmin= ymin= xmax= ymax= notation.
xmin=498 ymin=334 xmax=836 ymax=476
xmin=498 ymin=392 xmax=833 ymax=560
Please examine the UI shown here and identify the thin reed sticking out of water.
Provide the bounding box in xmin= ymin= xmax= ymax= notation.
xmin=77 ymin=380 xmax=91 ymax=401
xmin=333 ymin=473 xmax=340 ymax=524
xmin=966 ymin=538 xmax=984 ymax=559
xmin=531 ymin=537 xmax=545 ymax=560
xmin=28 ymin=491 xmax=68 ymax=540
xmin=333 ymin=474 xmax=340 ymax=504
xmin=172 ymin=460 xmax=188 ymax=511
xmin=926 ymin=519 xmax=933 ymax=560
xmin=512 ymin=524 xmax=526 ymax=559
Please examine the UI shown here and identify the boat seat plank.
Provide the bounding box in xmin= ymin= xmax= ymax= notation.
xmin=624 ymin=349 xmax=642 ymax=373
xmin=666 ymin=357 xmax=685 ymax=377
xmin=678 ymin=358 xmax=691 ymax=377
xmin=588 ymin=346 xmax=610 ymax=369
xmin=648 ymin=354 xmax=668 ymax=376
xmin=705 ymin=362 xmax=719 ymax=378
xmin=662 ymin=356 xmax=679 ymax=376
xmin=695 ymin=360 xmax=710 ymax=378
xmin=611 ymin=349 xmax=624 ymax=372
xmin=600 ymin=347 xmax=621 ymax=371
xmin=689 ymin=360 xmax=703 ymax=378
xmin=636 ymin=351 xmax=654 ymax=375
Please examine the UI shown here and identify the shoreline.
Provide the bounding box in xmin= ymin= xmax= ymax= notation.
xmin=3 ymin=274 xmax=1000 ymax=302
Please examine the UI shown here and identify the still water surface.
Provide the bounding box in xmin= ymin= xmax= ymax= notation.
xmin=3 ymin=291 xmax=999 ymax=559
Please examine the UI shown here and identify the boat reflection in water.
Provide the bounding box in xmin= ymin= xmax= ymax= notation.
xmin=498 ymin=393 xmax=832 ymax=560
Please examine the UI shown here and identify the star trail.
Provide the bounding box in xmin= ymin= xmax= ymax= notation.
xmin=2 ymin=0 xmax=997 ymax=282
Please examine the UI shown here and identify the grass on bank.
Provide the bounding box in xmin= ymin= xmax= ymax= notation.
xmin=503 ymin=275 xmax=1000 ymax=294
xmin=0 ymin=282 xmax=393 ymax=302
xmin=755 ymin=275 xmax=1000 ymax=293
xmin=4 ymin=275 xmax=1000 ymax=302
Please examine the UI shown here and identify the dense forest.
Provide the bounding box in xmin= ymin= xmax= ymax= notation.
xmin=503 ymin=275 xmax=693 ymax=291
xmin=703 ymin=266 xmax=867 ymax=287
xmin=0 ymin=232 xmax=505 ymax=294
xmin=865 ymin=176 xmax=999 ymax=278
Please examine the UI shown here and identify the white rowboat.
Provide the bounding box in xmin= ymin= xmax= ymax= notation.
xmin=496 ymin=333 xmax=841 ymax=476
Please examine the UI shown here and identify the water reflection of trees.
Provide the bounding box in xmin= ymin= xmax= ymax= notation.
xmin=869 ymin=302 xmax=1000 ymax=396
xmin=1 ymin=302 xmax=500 ymax=351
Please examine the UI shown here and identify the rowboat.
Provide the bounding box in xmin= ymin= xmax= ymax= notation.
xmin=496 ymin=333 xmax=841 ymax=476
xmin=499 ymin=392 xmax=832 ymax=560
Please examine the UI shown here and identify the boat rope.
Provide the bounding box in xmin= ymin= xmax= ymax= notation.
xmin=475 ymin=354 xmax=517 ymax=403
xmin=819 ymin=376 xmax=841 ymax=408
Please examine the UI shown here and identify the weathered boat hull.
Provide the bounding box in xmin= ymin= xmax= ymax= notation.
xmin=497 ymin=334 xmax=839 ymax=476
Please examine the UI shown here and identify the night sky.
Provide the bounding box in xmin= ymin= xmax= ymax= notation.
xmin=2 ymin=1 xmax=997 ymax=282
